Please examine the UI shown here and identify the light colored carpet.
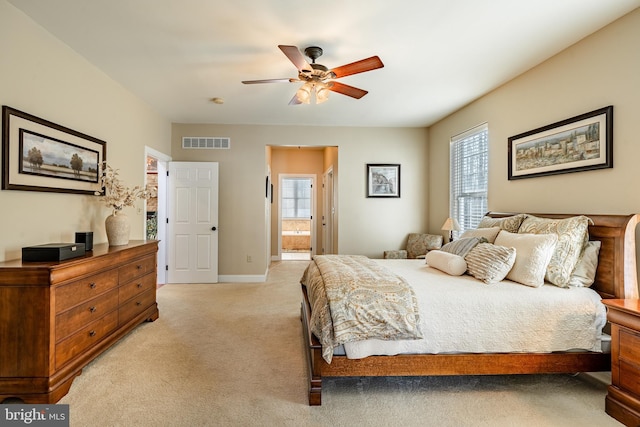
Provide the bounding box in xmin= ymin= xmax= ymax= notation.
xmin=59 ymin=261 xmax=622 ymax=426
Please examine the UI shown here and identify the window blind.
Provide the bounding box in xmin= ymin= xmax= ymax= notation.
xmin=450 ymin=123 xmax=489 ymax=238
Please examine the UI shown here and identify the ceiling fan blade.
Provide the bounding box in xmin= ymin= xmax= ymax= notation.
xmin=328 ymin=81 xmax=368 ymax=99
xmin=278 ymin=45 xmax=312 ymax=73
xmin=288 ymin=94 xmax=302 ymax=105
xmin=242 ymin=78 xmax=296 ymax=84
xmin=330 ymin=56 xmax=384 ymax=78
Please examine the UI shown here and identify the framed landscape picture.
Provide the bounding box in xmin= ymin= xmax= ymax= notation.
xmin=367 ymin=164 xmax=400 ymax=198
xmin=2 ymin=106 xmax=106 ymax=194
xmin=508 ymin=106 xmax=613 ymax=180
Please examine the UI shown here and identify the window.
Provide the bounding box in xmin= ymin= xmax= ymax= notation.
xmin=281 ymin=178 xmax=311 ymax=218
xmin=450 ymin=123 xmax=489 ymax=238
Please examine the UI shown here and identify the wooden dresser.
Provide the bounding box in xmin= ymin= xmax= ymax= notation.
xmin=603 ymin=299 xmax=640 ymax=426
xmin=0 ymin=240 xmax=159 ymax=403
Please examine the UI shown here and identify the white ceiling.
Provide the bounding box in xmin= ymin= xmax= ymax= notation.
xmin=8 ymin=0 xmax=639 ymax=128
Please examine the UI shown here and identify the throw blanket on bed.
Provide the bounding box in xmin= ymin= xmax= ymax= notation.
xmin=301 ymin=255 xmax=423 ymax=363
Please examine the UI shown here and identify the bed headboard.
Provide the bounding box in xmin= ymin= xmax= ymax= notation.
xmin=486 ymin=212 xmax=639 ymax=300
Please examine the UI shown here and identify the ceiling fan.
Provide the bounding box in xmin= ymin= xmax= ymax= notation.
xmin=242 ymin=45 xmax=384 ymax=105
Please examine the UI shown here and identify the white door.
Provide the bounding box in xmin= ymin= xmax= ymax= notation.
xmin=167 ymin=162 xmax=218 ymax=283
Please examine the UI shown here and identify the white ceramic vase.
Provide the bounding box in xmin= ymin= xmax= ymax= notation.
xmin=105 ymin=210 xmax=130 ymax=246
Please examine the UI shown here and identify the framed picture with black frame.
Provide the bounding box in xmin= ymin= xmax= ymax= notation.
xmin=366 ymin=163 xmax=400 ymax=198
xmin=508 ymin=106 xmax=613 ymax=180
xmin=2 ymin=106 xmax=106 ymax=194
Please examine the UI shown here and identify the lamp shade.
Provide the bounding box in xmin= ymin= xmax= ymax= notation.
xmin=441 ymin=217 xmax=461 ymax=231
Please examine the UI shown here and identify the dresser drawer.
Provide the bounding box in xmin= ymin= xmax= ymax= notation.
xmin=119 ymin=272 xmax=156 ymax=304
xmin=119 ymin=288 xmax=156 ymax=326
xmin=119 ymin=255 xmax=156 ymax=283
xmin=55 ymin=270 xmax=119 ymax=313
xmin=55 ymin=288 xmax=119 ymax=342
xmin=55 ymin=311 xmax=118 ymax=369
xmin=620 ymin=360 xmax=640 ymax=397
xmin=620 ymin=328 xmax=640 ymax=367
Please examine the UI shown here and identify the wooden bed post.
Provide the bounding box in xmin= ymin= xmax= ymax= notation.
xmin=301 ymin=296 xmax=322 ymax=405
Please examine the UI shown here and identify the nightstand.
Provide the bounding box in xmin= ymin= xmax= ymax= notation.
xmin=602 ymin=299 xmax=640 ymax=426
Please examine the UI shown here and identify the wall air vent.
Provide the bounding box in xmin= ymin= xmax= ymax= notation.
xmin=182 ymin=137 xmax=230 ymax=149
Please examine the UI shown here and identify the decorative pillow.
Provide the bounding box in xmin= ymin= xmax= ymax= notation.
xmin=425 ymin=250 xmax=467 ymax=276
xmin=440 ymin=237 xmax=483 ymax=258
xmin=477 ymin=214 xmax=527 ymax=233
xmin=518 ymin=215 xmax=592 ymax=287
xmin=568 ymin=241 xmax=601 ymax=287
xmin=465 ymin=243 xmax=516 ymax=284
xmin=461 ymin=227 xmax=501 ymax=243
xmin=494 ymin=231 xmax=557 ymax=287
xmin=383 ymin=249 xmax=407 ymax=259
xmin=406 ymin=233 xmax=444 ymax=259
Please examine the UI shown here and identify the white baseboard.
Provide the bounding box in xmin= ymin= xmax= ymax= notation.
xmin=218 ymin=266 xmax=270 ymax=283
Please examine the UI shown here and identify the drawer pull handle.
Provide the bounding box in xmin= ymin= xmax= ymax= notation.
xmin=89 ymin=306 xmax=97 ymax=313
xmin=89 ymin=282 xmax=96 ymax=289
xmin=89 ymin=330 xmax=96 ymax=337
xmin=137 ymin=283 xmax=142 ymax=288
xmin=136 ymin=301 xmax=142 ymax=306
xmin=136 ymin=265 xmax=142 ymax=270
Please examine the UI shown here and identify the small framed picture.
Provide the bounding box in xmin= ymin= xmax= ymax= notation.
xmin=367 ymin=164 xmax=400 ymax=198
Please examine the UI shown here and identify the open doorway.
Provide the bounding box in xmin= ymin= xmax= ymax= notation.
xmin=145 ymin=147 xmax=171 ymax=285
xmin=280 ymin=175 xmax=314 ymax=261
xmin=268 ymin=145 xmax=337 ymax=262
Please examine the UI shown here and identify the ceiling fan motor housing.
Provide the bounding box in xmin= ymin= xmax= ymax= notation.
xmin=304 ymin=46 xmax=323 ymax=62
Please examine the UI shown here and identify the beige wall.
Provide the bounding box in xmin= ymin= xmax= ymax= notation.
xmin=172 ymin=124 xmax=429 ymax=276
xmin=428 ymin=8 xmax=640 ymax=275
xmin=0 ymin=1 xmax=171 ymax=262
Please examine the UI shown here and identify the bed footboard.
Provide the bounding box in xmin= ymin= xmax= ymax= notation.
xmin=301 ymin=283 xmax=610 ymax=406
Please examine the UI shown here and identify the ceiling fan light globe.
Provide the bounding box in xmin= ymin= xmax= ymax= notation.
xmin=316 ymin=85 xmax=330 ymax=104
xmin=296 ymin=84 xmax=312 ymax=104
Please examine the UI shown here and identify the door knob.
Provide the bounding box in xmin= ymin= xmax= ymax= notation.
xmin=211 ymin=226 xmax=217 ymax=231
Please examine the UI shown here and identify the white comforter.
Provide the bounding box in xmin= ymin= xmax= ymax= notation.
xmin=342 ymin=259 xmax=607 ymax=359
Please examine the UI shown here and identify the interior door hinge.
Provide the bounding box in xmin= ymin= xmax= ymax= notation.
xmin=165 ymin=265 xmax=168 ymax=271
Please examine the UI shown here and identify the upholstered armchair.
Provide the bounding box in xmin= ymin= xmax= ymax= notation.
xmin=384 ymin=233 xmax=443 ymax=259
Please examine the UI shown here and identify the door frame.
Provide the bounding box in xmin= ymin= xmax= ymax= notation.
xmin=278 ymin=173 xmax=316 ymax=259
xmin=322 ymin=166 xmax=335 ymax=255
xmin=144 ymin=146 xmax=171 ymax=285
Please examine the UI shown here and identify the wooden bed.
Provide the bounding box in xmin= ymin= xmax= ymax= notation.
xmin=300 ymin=212 xmax=639 ymax=405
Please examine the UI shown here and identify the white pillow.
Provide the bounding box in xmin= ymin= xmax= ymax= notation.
xmin=494 ymin=230 xmax=557 ymax=288
xmin=461 ymin=227 xmax=501 ymax=243
xmin=568 ymin=241 xmax=601 ymax=287
xmin=425 ymin=250 xmax=467 ymax=276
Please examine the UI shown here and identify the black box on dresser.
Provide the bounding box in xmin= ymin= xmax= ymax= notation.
xmin=22 ymin=243 xmax=86 ymax=262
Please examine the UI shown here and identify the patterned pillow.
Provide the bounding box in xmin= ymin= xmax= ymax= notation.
xmin=440 ymin=237 xmax=483 ymax=258
xmin=406 ymin=233 xmax=443 ymax=259
xmin=465 ymin=243 xmax=516 ymax=284
xmin=477 ymin=214 xmax=527 ymax=233
xmin=494 ymin=230 xmax=557 ymax=287
xmin=517 ymin=215 xmax=592 ymax=287
xmin=461 ymin=227 xmax=501 ymax=243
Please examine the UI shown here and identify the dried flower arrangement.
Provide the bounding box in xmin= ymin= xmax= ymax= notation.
xmin=96 ymin=162 xmax=156 ymax=213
